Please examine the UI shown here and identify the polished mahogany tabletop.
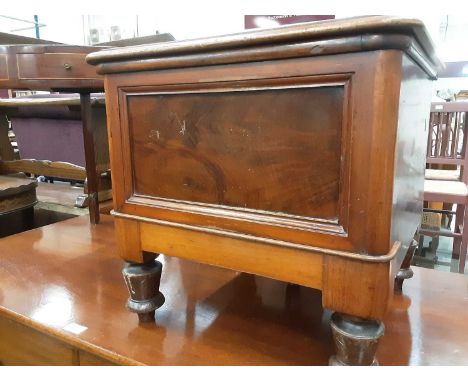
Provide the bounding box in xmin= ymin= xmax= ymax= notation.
xmin=0 ymin=215 xmax=467 ymax=365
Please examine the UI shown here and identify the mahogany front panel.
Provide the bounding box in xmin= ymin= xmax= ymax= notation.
xmin=128 ymin=86 xmax=343 ymax=220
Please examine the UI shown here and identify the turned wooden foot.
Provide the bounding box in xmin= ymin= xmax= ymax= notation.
xmin=122 ymin=258 xmax=165 ymax=322
xmin=329 ymin=312 xmax=384 ymax=366
xmin=395 ymin=238 xmax=418 ymax=292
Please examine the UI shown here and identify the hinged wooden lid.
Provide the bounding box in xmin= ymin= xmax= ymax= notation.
xmin=87 ymin=16 xmax=441 ymax=78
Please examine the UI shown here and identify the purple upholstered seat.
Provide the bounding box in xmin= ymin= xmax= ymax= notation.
xmin=7 ymin=93 xmax=105 ymax=168
xmin=13 ymin=117 xmax=86 ymax=167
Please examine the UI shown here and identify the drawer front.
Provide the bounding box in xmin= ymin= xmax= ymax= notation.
xmin=0 ymin=315 xmax=118 ymax=366
xmin=0 ymin=315 xmax=77 ymax=366
xmin=16 ymin=53 xmax=100 ymax=80
xmin=0 ymin=54 xmax=8 ymax=80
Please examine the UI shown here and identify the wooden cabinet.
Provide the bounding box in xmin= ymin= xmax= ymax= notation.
xmin=87 ymin=16 xmax=439 ymax=365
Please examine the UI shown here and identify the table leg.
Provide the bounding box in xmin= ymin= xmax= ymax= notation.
xmin=80 ymin=93 xmax=99 ymax=224
xmin=452 ymin=204 xmax=464 ymax=259
xmin=459 ymin=203 xmax=468 ymax=274
xmin=329 ymin=312 xmax=384 ymax=366
xmin=0 ymin=113 xmax=15 ymax=161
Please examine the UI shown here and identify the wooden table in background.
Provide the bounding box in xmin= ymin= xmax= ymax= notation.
xmin=0 ymin=33 xmax=176 ymax=224
xmin=0 ymin=215 xmax=466 ymax=366
xmin=0 ymin=44 xmax=104 ymax=224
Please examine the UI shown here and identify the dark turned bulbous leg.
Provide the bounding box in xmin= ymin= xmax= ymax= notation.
xmin=122 ymin=259 xmax=165 ymax=322
xmin=329 ymin=312 xmax=384 ymax=366
xmin=395 ymin=238 xmax=418 ymax=293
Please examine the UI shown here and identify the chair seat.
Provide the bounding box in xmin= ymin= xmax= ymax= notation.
xmin=425 ymin=169 xmax=460 ymax=181
xmin=424 ymin=179 xmax=468 ymax=203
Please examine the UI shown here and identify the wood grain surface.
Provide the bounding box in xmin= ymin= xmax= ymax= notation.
xmin=128 ymin=86 xmax=343 ymax=219
xmin=0 ymin=215 xmax=466 ymax=365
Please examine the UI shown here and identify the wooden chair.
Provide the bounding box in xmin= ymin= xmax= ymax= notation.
xmin=419 ymin=102 xmax=468 ymax=273
xmin=421 ymin=180 xmax=468 ymax=273
xmin=0 ymin=94 xmax=112 ymax=209
xmin=426 ymin=102 xmax=467 ymax=181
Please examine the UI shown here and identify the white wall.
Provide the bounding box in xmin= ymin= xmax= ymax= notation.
xmin=435 ymin=77 xmax=468 ymax=92
xmin=2 ymin=13 xmax=468 ymax=96
xmin=139 ymin=14 xmax=244 ymax=41
xmin=0 ymin=13 xmax=464 ymax=58
xmin=0 ymin=13 xmax=245 ymax=44
xmin=0 ymin=14 xmax=85 ymax=44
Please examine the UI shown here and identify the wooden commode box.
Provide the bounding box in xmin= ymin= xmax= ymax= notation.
xmin=87 ymin=16 xmax=439 ymax=365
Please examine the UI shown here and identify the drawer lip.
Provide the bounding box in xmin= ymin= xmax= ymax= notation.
xmin=128 ymin=194 xmax=344 ymax=236
xmin=112 ymin=210 xmax=400 ymax=263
